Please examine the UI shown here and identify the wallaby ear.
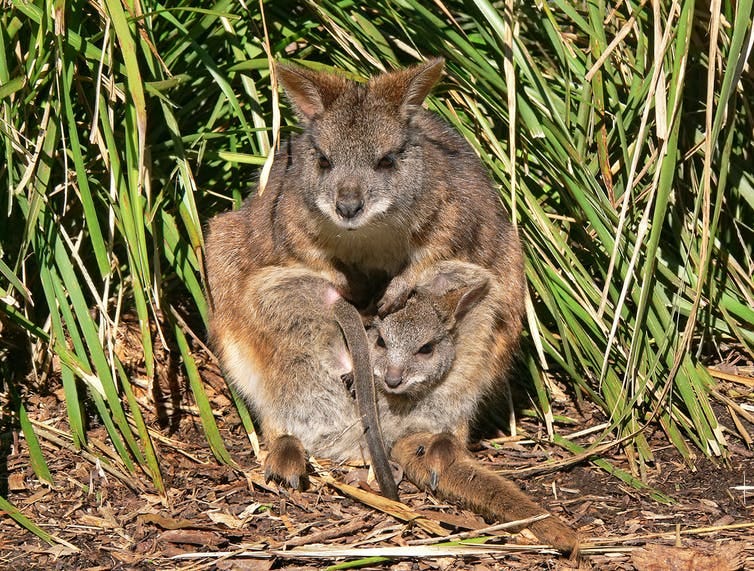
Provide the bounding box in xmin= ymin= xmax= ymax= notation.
xmin=424 ymin=269 xmax=490 ymax=325
xmin=370 ymin=57 xmax=445 ymax=111
xmin=403 ymin=57 xmax=445 ymax=107
xmin=450 ymin=279 xmax=490 ymax=322
xmin=276 ymin=63 xmax=349 ymax=121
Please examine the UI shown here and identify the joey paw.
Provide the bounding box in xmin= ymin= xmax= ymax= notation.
xmin=378 ymin=277 xmax=412 ymax=317
xmin=340 ymin=371 xmax=355 ymax=399
xmin=264 ymin=435 xmax=309 ymax=491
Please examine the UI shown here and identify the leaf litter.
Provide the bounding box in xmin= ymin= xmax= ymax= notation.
xmin=1 ymin=325 xmax=754 ymax=570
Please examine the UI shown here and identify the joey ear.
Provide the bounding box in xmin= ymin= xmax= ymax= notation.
xmin=429 ymin=275 xmax=490 ymax=325
xmin=422 ymin=264 xmax=487 ymax=299
xmin=450 ymin=279 xmax=490 ymax=322
xmin=276 ymin=63 xmax=349 ymax=121
xmin=370 ymin=57 xmax=445 ymax=111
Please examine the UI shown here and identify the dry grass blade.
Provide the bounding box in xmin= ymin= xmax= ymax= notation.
xmin=170 ymin=543 xmax=561 ymax=561
xmin=311 ymin=460 xmax=447 ymax=536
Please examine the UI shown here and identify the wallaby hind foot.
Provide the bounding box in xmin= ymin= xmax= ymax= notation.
xmin=265 ymin=434 xmax=309 ymax=491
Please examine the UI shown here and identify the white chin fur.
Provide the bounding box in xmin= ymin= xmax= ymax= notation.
xmin=379 ymin=377 xmax=421 ymax=396
xmin=317 ymin=196 xmax=391 ymax=231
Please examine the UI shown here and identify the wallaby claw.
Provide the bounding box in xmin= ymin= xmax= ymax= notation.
xmin=265 ymin=435 xmax=308 ymax=491
xmin=264 ymin=465 xmax=304 ymax=491
xmin=428 ymin=470 xmax=440 ymax=491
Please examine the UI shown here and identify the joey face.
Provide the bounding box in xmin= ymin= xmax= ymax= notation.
xmin=301 ymin=94 xmax=426 ymax=232
xmin=370 ymin=296 xmax=455 ymax=396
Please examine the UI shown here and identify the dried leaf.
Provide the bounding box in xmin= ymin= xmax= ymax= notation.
xmin=139 ymin=513 xmax=214 ymax=530
xmin=207 ymin=511 xmax=245 ymax=529
xmin=8 ymin=473 xmax=26 ymax=491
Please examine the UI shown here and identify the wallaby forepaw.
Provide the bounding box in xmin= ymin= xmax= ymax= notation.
xmin=265 ymin=435 xmax=308 ymax=491
xmin=378 ymin=276 xmax=411 ymax=316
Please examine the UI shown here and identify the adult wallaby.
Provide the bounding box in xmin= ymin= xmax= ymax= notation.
xmin=205 ymin=57 xmax=529 ymax=523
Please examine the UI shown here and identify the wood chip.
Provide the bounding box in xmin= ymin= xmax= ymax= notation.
xmin=631 ymin=543 xmax=745 ymax=571
xmin=160 ymin=529 xmax=224 ymax=547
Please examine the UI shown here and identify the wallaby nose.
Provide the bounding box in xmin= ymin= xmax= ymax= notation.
xmin=384 ymin=366 xmax=404 ymax=388
xmin=335 ymin=188 xmax=364 ymax=220
xmin=335 ymin=197 xmax=364 ymax=220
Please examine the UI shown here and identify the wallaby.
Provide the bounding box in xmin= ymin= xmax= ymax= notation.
xmin=371 ymin=261 xmax=491 ymax=398
xmin=369 ymin=261 xmax=579 ymax=554
xmin=205 ymin=59 xmax=526 ymax=505
xmin=369 ymin=261 xmax=493 ymax=448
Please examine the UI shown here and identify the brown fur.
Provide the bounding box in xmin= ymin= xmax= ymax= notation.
xmin=333 ymin=298 xmax=398 ymax=501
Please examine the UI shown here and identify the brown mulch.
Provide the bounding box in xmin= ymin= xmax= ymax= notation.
xmin=2 ymin=334 xmax=754 ymax=570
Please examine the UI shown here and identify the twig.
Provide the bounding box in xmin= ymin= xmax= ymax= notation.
xmin=407 ymin=514 xmax=550 ymax=545
xmin=310 ymin=459 xmax=447 ymax=536
xmin=284 ymin=515 xmax=373 ymax=548
xmin=707 ymin=367 xmax=754 ymax=387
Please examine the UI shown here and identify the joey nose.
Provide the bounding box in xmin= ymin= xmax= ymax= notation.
xmin=384 ymin=366 xmax=404 ymax=388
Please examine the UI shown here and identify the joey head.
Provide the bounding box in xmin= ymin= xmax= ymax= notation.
xmin=371 ymin=262 xmax=491 ymax=397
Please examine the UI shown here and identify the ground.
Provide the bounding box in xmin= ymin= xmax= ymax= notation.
xmin=1 ymin=338 xmax=753 ymax=570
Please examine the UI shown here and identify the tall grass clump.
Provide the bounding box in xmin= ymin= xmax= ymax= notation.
xmin=0 ymin=0 xmax=280 ymax=491
xmin=1 ymin=0 xmax=752 ymax=530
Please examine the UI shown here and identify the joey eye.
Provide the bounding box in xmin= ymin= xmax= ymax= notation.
xmin=417 ymin=343 xmax=434 ymax=355
xmin=376 ymin=336 xmax=386 ymax=348
xmin=376 ymin=154 xmax=395 ymax=170
xmin=318 ymin=154 xmax=332 ymax=169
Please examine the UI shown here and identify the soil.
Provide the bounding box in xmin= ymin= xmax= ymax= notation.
xmin=1 ymin=331 xmax=753 ymax=570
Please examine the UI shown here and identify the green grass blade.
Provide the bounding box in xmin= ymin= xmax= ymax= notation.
xmin=17 ymin=402 xmax=54 ymax=486
xmin=0 ymin=496 xmax=77 ymax=550
xmin=173 ymin=317 xmax=235 ymax=467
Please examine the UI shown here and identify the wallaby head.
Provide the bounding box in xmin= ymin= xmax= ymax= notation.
xmin=276 ymin=58 xmax=444 ymax=233
xmin=371 ymin=263 xmax=490 ymax=396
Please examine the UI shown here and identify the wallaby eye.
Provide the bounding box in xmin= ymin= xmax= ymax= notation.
xmin=318 ymin=154 xmax=332 ymax=169
xmin=376 ymin=336 xmax=386 ymax=348
xmin=376 ymin=154 xmax=395 ymax=170
xmin=417 ymin=343 xmax=434 ymax=355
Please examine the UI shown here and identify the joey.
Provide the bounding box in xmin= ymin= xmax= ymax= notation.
xmin=371 ymin=261 xmax=491 ymax=399
xmin=372 ymin=261 xmax=579 ymax=554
